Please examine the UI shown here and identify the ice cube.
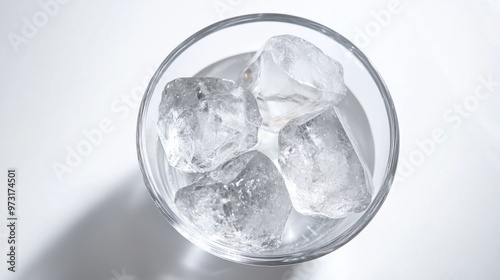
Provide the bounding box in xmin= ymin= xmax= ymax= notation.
xmin=278 ymin=106 xmax=372 ymax=219
xmin=240 ymin=34 xmax=347 ymax=129
xmin=157 ymin=77 xmax=262 ymax=173
xmin=174 ymin=151 xmax=292 ymax=252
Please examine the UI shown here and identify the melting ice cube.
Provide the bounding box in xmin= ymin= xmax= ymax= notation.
xmin=278 ymin=106 xmax=372 ymax=219
xmin=240 ymin=34 xmax=347 ymax=129
xmin=175 ymin=151 xmax=292 ymax=252
xmin=157 ymin=77 xmax=262 ymax=173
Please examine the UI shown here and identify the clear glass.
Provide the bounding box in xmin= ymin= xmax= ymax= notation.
xmin=137 ymin=14 xmax=399 ymax=265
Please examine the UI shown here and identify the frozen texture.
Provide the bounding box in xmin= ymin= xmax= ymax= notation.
xmin=157 ymin=77 xmax=262 ymax=173
xmin=278 ymin=106 xmax=372 ymax=219
xmin=175 ymin=151 xmax=292 ymax=252
xmin=240 ymin=34 xmax=347 ymax=128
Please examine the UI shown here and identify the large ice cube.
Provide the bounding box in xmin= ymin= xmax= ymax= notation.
xmin=157 ymin=77 xmax=262 ymax=173
xmin=278 ymin=106 xmax=372 ymax=219
xmin=240 ymin=34 xmax=347 ymax=129
xmin=174 ymin=151 xmax=292 ymax=252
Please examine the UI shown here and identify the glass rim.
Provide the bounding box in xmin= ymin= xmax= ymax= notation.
xmin=137 ymin=13 xmax=400 ymax=266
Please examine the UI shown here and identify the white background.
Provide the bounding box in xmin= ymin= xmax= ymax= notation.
xmin=1 ymin=0 xmax=499 ymax=279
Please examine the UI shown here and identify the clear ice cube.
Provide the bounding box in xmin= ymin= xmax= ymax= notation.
xmin=157 ymin=77 xmax=262 ymax=173
xmin=278 ymin=106 xmax=372 ymax=219
xmin=240 ymin=34 xmax=347 ymax=129
xmin=174 ymin=151 xmax=292 ymax=252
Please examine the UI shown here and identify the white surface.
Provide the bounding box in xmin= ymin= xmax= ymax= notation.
xmin=0 ymin=0 xmax=499 ymax=279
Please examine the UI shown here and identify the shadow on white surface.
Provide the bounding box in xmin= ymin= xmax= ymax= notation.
xmin=16 ymin=173 xmax=290 ymax=280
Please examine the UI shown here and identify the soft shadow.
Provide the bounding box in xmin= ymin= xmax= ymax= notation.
xmin=17 ymin=173 xmax=291 ymax=280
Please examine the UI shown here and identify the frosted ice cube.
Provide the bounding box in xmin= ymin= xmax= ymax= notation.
xmin=157 ymin=77 xmax=262 ymax=173
xmin=175 ymin=151 xmax=292 ymax=252
xmin=240 ymin=34 xmax=347 ymax=129
xmin=278 ymin=106 xmax=372 ymax=219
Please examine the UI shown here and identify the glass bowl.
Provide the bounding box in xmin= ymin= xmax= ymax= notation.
xmin=137 ymin=13 xmax=399 ymax=266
